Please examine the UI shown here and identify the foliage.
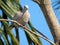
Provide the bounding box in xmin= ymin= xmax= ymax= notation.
xmin=0 ymin=0 xmax=42 ymax=45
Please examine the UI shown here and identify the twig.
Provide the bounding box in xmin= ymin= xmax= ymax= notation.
xmin=0 ymin=19 xmax=55 ymax=45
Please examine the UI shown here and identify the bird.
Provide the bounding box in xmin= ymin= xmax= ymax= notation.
xmin=8 ymin=5 xmax=54 ymax=45
xmin=10 ymin=5 xmax=30 ymax=28
xmin=22 ymin=5 xmax=30 ymax=25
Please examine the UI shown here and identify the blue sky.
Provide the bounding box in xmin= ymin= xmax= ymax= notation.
xmin=0 ymin=0 xmax=60 ymax=45
xmin=20 ymin=0 xmax=60 ymax=45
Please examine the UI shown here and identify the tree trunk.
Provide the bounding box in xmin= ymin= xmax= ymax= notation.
xmin=33 ymin=0 xmax=60 ymax=45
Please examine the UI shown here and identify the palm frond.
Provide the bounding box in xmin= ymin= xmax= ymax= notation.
xmin=0 ymin=0 xmax=43 ymax=45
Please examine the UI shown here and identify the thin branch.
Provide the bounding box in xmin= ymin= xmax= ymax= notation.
xmin=0 ymin=19 xmax=55 ymax=45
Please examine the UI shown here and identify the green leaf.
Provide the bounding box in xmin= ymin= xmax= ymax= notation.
xmin=0 ymin=28 xmax=8 ymax=45
xmin=0 ymin=18 xmax=19 ymax=45
xmin=24 ymin=21 xmax=42 ymax=45
xmin=0 ymin=1 xmax=13 ymax=18
xmin=15 ymin=27 xmax=19 ymax=41
xmin=25 ymin=28 xmax=42 ymax=45
xmin=0 ymin=38 xmax=4 ymax=45
xmin=0 ymin=0 xmax=20 ymax=18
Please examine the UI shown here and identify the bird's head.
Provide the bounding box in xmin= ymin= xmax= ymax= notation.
xmin=23 ymin=5 xmax=29 ymax=14
xmin=24 ymin=5 xmax=28 ymax=9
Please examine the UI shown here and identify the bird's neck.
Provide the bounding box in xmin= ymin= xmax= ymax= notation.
xmin=22 ymin=9 xmax=28 ymax=16
xmin=23 ymin=8 xmax=28 ymax=13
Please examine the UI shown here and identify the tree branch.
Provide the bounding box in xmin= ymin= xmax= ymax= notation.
xmin=0 ymin=19 xmax=55 ymax=45
xmin=32 ymin=0 xmax=60 ymax=45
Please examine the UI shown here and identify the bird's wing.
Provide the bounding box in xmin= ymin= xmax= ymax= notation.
xmin=22 ymin=10 xmax=30 ymax=23
xmin=13 ymin=11 xmax=23 ymax=20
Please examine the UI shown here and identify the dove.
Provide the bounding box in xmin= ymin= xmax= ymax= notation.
xmin=12 ymin=5 xmax=30 ymax=27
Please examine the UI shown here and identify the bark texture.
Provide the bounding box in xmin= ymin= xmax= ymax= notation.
xmin=33 ymin=0 xmax=60 ymax=45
